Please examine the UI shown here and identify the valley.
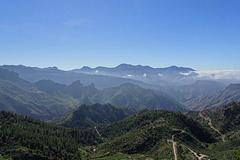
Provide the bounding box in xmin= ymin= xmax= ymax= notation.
xmin=2 ymin=0 xmax=240 ymax=159
xmin=0 ymin=65 xmax=240 ymax=159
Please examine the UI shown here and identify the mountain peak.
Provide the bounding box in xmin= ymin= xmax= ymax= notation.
xmin=0 ymin=68 xmax=19 ymax=81
xmin=117 ymin=63 xmax=151 ymax=68
xmin=43 ymin=66 xmax=59 ymax=71
xmin=166 ymin=65 xmax=195 ymax=72
xmin=81 ymin=66 xmax=92 ymax=70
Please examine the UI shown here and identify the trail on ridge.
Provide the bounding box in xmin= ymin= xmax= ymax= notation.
xmin=199 ymin=112 xmax=225 ymax=142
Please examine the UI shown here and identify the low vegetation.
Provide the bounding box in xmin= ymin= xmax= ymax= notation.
xmin=2 ymin=102 xmax=240 ymax=159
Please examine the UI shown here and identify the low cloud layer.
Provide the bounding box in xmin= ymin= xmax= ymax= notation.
xmin=193 ymin=70 xmax=240 ymax=80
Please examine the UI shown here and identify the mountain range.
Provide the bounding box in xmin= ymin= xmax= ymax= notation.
xmin=185 ymin=84 xmax=240 ymax=110
xmin=71 ymin=64 xmax=240 ymax=86
xmin=1 ymin=64 xmax=240 ymax=119
xmin=0 ymin=65 xmax=155 ymax=89
xmin=0 ymin=69 xmax=77 ymax=120
xmin=71 ymin=63 xmax=196 ymax=86
xmin=0 ymin=68 xmax=185 ymax=120
xmin=161 ymin=80 xmax=226 ymax=102
xmin=2 ymin=64 xmax=240 ymax=88
xmin=1 ymin=64 xmax=240 ymax=159
xmin=34 ymin=79 xmax=185 ymax=112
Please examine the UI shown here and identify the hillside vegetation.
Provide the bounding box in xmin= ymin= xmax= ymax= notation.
xmin=0 ymin=111 xmax=101 ymax=160
xmin=54 ymin=103 xmax=135 ymax=129
xmin=0 ymin=69 xmax=80 ymax=120
xmin=1 ymin=102 xmax=240 ymax=159
xmin=188 ymin=101 xmax=240 ymax=159
xmin=90 ymin=109 xmax=216 ymax=159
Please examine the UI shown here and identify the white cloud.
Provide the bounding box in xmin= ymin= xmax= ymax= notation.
xmin=143 ymin=73 xmax=147 ymax=77
xmin=127 ymin=74 xmax=134 ymax=78
xmin=193 ymin=70 xmax=240 ymax=80
xmin=179 ymin=72 xmax=191 ymax=76
xmin=95 ymin=70 xmax=99 ymax=73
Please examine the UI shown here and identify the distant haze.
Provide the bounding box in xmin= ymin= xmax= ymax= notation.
xmin=1 ymin=64 xmax=240 ymax=87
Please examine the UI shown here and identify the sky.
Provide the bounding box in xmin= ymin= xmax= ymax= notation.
xmin=0 ymin=0 xmax=240 ymax=70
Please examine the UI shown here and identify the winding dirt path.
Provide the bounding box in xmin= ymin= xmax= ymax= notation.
xmin=199 ymin=112 xmax=225 ymax=142
xmin=171 ymin=134 xmax=178 ymax=160
xmin=170 ymin=130 xmax=208 ymax=160
xmin=172 ymin=141 xmax=177 ymax=160
xmin=184 ymin=145 xmax=208 ymax=160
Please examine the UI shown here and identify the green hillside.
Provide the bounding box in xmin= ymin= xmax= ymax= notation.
xmin=54 ymin=103 xmax=135 ymax=129
xmin=0 ymin=111 xmax=102 ymax=160
xmin=0 ymin=80 xmax=81 ymax=121
xmin=90 ymin=109 xmax=216 ymax=160
xmin=187 ymin=101 xmax=240 ymax=160
xmin=1 ymin=105 xmax=240 ymax=160
xmin=188 ymin=101 xmax=240 ymax=137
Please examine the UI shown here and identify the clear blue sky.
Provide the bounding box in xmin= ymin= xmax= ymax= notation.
xmin=0 ymin=0 xmax=240 ymax=70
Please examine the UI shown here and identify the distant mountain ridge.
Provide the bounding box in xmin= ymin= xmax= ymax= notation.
xmin=75 ymin=64 xmax=194 ymax=74
xmin=0 ymin=65 xmax=153 ymax=89
xmin=185 ymin=83 xmax=240 ymax=110
xmin=0 ymin=68 xmax=186 ymax=120
xmin=0 ymin=69 xmax=78 ymax=120
xmin=2 ymin=64 xmax=240 ymax=88
xmin=72 ymin=63 xmax=196 ymax=86
xmin=162 ymin=80 xmax=226 ymax=102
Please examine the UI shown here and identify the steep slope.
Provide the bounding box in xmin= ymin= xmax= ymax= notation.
xmin=54 ymin=103 xmax=135 ymax=129
xmin=0 ymin=69 xmax=185 ymax=120
xmin=34 ymin=79 xmax=99 ymax=99
xmin=162 ymin=80 xmax=226 ymax=102
xmin=0 ymin=111 xmax=101 ymax=160
xmin=35 ymin=81 xmax=186 ymax=112
xmin=187 ymin=102 xmax=240 ymax=159
xmin=190 ymin=101 xmax=240 ymax=135
xmin=0 ymin=69 xmax=79 ymax=120
xmin=90 ymin=109 xmax=215 ymax=159
xmin=185 ymin=84 xmax=240 ymax=110
xmin=1 ymin=107 xmax=240 ymax=160
xmin=0 ymin=65 xmax=153 ymax=89
xmin=100 ymin=83 xmax=186 ymax=111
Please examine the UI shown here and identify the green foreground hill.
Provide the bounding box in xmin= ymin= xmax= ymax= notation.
xmin=54 ymin=103 xmax=135 ymax=129
xmin=2 ymin=102 xmax=240 ymax=160
xmin=0 ymin=111 xmax=102 ymax=160
xmin=188 ymin=101 xmax=240 ymax=160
